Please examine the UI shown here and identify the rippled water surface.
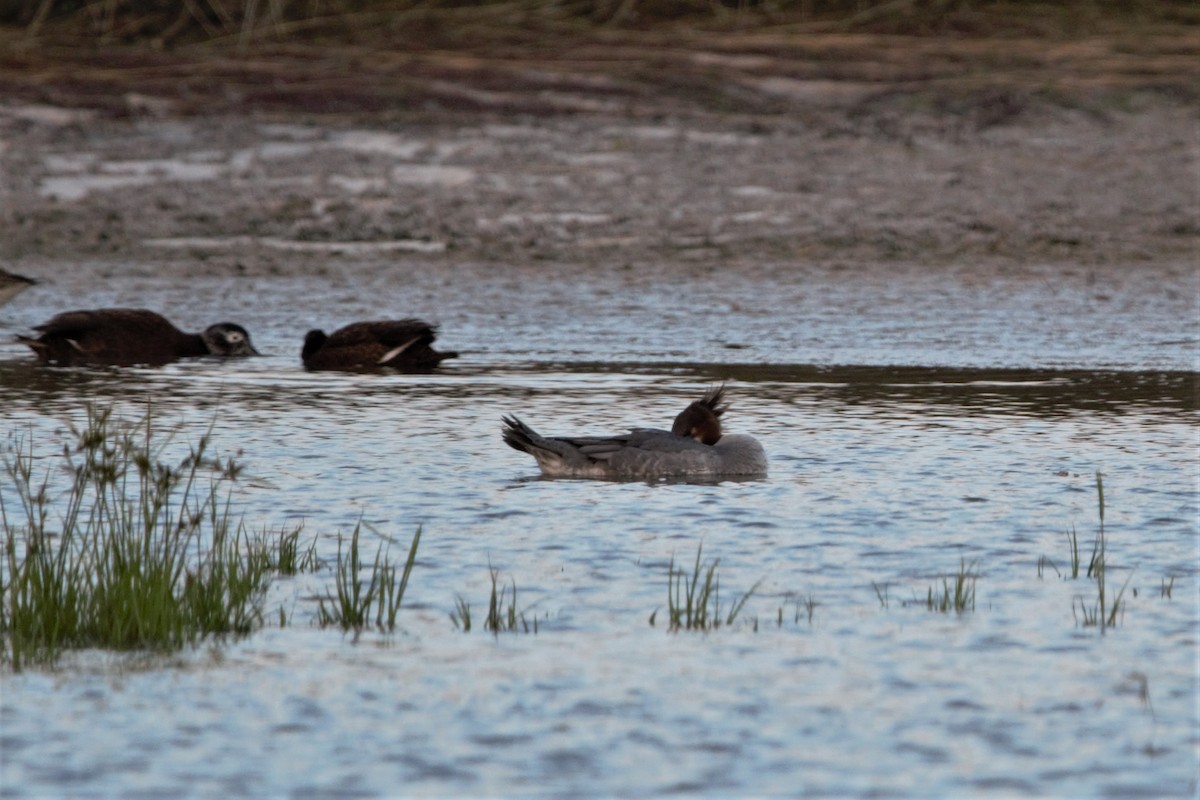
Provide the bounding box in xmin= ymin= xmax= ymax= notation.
xmin=1 ymin=262 xmax=1197 ymax=797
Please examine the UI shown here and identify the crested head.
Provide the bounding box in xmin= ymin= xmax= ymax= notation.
xmin=203 ymin=323 xmax=259 ymax=357
xmin=695 ymin=384 xmax=728 ymax=418
xmin=671 ymin=384 xmax=729 ymax=446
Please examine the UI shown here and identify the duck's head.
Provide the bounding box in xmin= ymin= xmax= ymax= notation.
xmin=671 ymin=385 xmax=729 ymax=446
xmin=203 ymin=323 xmax=260 ymax=357
xmin=301 ymin=329 xmax=327 ymax=360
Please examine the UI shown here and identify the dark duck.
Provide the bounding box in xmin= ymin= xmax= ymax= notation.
xmin=301 ymin=319 xmax=457 ymax=373
xmin=18 ymin=308 xmax=259 ymax=366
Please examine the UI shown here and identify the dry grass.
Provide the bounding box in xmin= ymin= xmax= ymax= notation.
xmin=6 ymin=0 xmax=1196 ymax=50
xmin=0 ymin=0 xmax=1194 ymax=123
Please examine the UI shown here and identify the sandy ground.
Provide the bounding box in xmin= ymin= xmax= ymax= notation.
xmin=0 ymin=29 xmax=1197 ymax=275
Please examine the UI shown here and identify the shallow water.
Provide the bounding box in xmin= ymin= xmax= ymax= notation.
xmin=0 ymin=261 xmax=1197 ymax=797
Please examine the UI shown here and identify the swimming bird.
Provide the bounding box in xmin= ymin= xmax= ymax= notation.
xmin=502 ymin=385 xmax=767 ymax=479
xmin=0 ymin=270 xmax=37 ymax=306
xmin=301 ymin=319 xmax=457 ymax=372
xmin=18 ymin=308 xmax=259 ymax=366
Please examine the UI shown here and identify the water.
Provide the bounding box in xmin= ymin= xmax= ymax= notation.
xmin=0 ymin=260 xmax=1197 ymax=797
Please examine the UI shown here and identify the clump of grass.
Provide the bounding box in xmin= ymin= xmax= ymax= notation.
xmin=1072 ymin=472 xmax=1132 ymax=632
xmin=451 ymin=563 xmax=537 ymax=634
xmin=0 ymin=406 xmax=274 ymax=670
xmin=1040 ymin=485 xmax=1106 ymax=581
xmin=316 ymin=523 xmax=420 ymax=633
xmin=484 ymin=566 xmax=531 ymax=634
xmin=651 ymin=544 xmax=761 ymax=632
xmin=1160 ymin=576 xmax=1174 ymax=599
xmin=872 ymin=582 xmax=890 ymax=609
xmin=450 ymin=594 xmax=472 ymax=632
xmin=777 ymin=591 xmax=817 ymax=626
xmin=1037 ymin=554 xmax=1059 ymax=579
xmin=1065 ymin=522 xmax=1102 ymax=580
xmin=270 ymin=524 xmax=322 ymax=576
xmin=926 ymin=559 xmax=977 ymax=614
xmin=800 ymin=593 xmax=817 ymax=623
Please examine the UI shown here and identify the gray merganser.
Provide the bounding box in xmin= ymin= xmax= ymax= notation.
xmin=502 ymin=385 xmax=767 ymax=479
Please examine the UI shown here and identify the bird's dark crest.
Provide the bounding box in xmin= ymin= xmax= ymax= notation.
xmin=670 ymin=384 xmax=729 ymax=444
xmin=695 ymin=384 xmax=729 ymax=418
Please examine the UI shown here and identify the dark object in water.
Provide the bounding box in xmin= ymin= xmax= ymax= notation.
xmin=18 ymin=308 xmax=259 ymax=366
xmin=0 ymin=270 xmax=37 ymax=306
xmin=301 ymin=319 xmax=457 ymax=372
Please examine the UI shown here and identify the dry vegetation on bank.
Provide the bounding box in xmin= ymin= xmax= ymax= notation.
xmin=2 ymin=0 xmax=1197 ymax=116
xmin=5 ymin=0 xmax=1197 ymax=49
xmin=1 ymin=1 xmax=1196 ymax=267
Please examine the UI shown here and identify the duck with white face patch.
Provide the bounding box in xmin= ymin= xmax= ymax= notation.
xmin=18 ymin=308 xmax=259 ymax=366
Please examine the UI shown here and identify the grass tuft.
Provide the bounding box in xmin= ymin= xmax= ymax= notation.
xmin=1 ymin=406 xmax=275 ymax=669
xmin=799 ymin=593 xmax=817 ymax=624
xmin=660 ymin=543 xmax=761 ymax=632
xmin=925 ymin=559 xmax=977 ymax=614
xmin=778 ymin=591 xmax=817 ymax=625
xmin=452 ymin=563 xmax=537 ymax=634
xmin=484 ymin=565 xmax=529 ymax=633
xmin=270 ymin=524 xmax=322 ymax=576
xmin=1072 ymin=472 xmax=1132 ymax=632
xmin=450 ymin=594 xmax=472 ymax=631
xmin=1064 ymin=522 xmax=1102 ymax=580
xmin=315 ymin=522 xmax=421 ymax=633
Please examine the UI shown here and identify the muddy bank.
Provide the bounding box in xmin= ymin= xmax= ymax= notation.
xmin=0 ymin=30 xmax=1197 ymax=273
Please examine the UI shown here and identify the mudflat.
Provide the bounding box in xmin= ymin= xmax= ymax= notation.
xmin=0 ymin=23 xmax=1196 ymax=275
